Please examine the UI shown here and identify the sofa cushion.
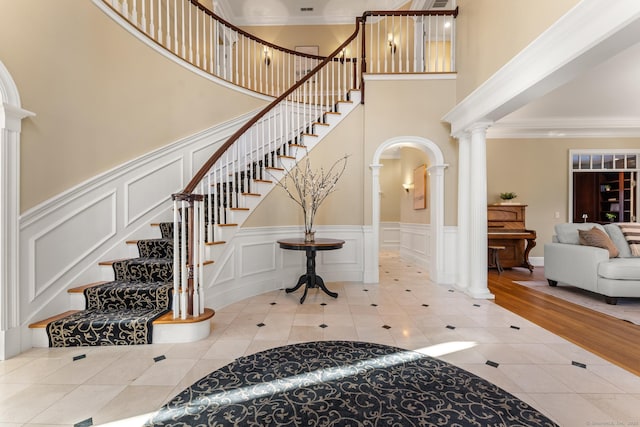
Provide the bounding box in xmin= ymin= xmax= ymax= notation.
xmin=617 ymin=223 xmax=640 ymax=256
xmin=603 ymin=223 xmax=633 ymax=258
xmin=598 ymin=258 xmax=640 ymax=280
xmin=578 ymin=227 xmax=619 ymax=258
xmin=555 ymin=223 xmax=605 ymax=245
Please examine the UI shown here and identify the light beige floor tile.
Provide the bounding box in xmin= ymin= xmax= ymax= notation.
xmin=0 ymin=384 xmax=76 ymax=423
xmin=543 ymin=364 xmax=625 ymax=393
xmin=582 ymin=393 xmax=640 ymax=423
xmin=131 ymin=358 xmax=197 ymax=386
xmin=202 ymin=338 xmax=252 ymax=359
xmin=30 ymin=384 xmax=126 ymax=424
xmin=526 ymin=393 xmax=614 ymax=426
xmin=86 ymin=357 xmax=155 ymax=385
xmin=91 ymin=385 xmax=174 ymax=426
xmin=498 ymin=364 xmax=573 ymax=393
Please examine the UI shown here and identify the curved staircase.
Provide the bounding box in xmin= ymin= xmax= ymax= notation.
xmin=26 ymin=0 xmax=456 ymax=349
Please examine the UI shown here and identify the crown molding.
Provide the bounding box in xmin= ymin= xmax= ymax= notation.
xmin=487 ymin=117 xmax=640 ymax=139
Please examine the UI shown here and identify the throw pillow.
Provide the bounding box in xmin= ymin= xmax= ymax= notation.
xmin=578 ymin=226 xmax=619 ymax=258
xmin=617 ymin=223 xmax=640 ymax=256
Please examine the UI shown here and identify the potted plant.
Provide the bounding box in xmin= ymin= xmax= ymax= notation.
xmin=605 ymin=212 xmax=617 ymax=222
xmin=499 ymin=192 xmax=518 ymax=204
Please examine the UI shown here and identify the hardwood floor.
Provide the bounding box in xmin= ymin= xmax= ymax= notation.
xmin=488 ymin=267 xmax=640 ymax=377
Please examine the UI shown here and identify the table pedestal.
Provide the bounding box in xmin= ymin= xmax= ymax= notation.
xmin=278 ymin=238 xmax=345 ymax=304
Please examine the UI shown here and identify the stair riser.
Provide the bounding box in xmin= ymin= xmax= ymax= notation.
xmin=32 ymin=320 xmax=210 ymax=347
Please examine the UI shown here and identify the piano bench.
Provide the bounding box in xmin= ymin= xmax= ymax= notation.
xmin=488 ymin=245 xmax=506 ymax=274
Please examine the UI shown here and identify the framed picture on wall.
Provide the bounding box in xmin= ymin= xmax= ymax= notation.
xmin=295 ymin=45 xmax=319 ymax=81
xmin=413 ymin=164 xmax=427 ymax=210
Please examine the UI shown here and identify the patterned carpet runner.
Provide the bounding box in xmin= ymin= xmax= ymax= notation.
xmin=145 ymin=340 xmax=559 ymax=426
xmin=46 ymin=225 xmax=175 ymax=347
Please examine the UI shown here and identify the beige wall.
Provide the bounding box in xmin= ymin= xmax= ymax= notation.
xmin=243 ymin=106 xmax=365 ymax=228
xmin=379 ymin=159 xmax=401 ymax=222
xmin=364 ymin=78 xmax=458 ymax=226
xmin=0 ymin=0 xmax=267 ymax=211
xmin=455 ymin=0 xmax=579 ymax=102
xmin=400 ymin=147 xmax=430 ymax=224
xmin=487 ymin=138 xmax=640 ymax=257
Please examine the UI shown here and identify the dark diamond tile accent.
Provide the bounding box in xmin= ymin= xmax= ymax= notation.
xmin=73 ymin=354 xmax=87 ymax=361
xmin=510 ymin=325 xmax=521 ymax=330
xmin=320 ymin=303 xmax=327 ymax=306
xmin=422 ymin=304 xmax=429 ymax=307
xmin=371 ymin=303 xmax=378 ymax=307
xmin=382 ymin=325 xmax=391 ymax=329
xmin=572 ymin=361 xmax=587 ymax=369
xmin=417 ymin=271 xmax=422 ymax=273
xmin=319 ymin=324 xmax=328 ymax=329
xmin=363 ymin=289 xmax=369 ymax=292
xmin=257 ymin=323 xmax=265 ymax=328
xmin=448 ymin=289 xmax=454 ymax=293
xmin=473 ymin=304 xmax=481 ymax=307
xmin=394 ymin=279 xmax=399 ymax=281
xmin=486 ymin=360 xmax=499 ymax=368
xmin=405 ymin=289 xmax=411 ymax=292
xmin=153 ymin=355 xmax=166 ymax=363
xmin=446 ymin=325 xmax=456 ymax=330
xmin=75 ymin=418 xmax=93 ymax=427
xmin=270 ymin=302 xmax=277 ymax=306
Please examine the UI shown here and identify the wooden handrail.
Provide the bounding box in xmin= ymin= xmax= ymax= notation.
xmin=179 ymin=17 xmax=364 ymax=195
xmin=361 ymin=8 xmax=459 ymax=19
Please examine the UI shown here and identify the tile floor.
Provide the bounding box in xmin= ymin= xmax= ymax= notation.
xmin=1 ymin=252 xmax=639 ymax=426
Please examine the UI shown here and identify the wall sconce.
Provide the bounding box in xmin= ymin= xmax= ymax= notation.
xmin=263 ymin=47 xmax=271 ymax=66
xmin=388 ymin=34 xmax=397 ymax=54
xmin=402 ymin=183 xmax=413 ymax=192
xmin=338 ymin=48 xmax=346 ymax=63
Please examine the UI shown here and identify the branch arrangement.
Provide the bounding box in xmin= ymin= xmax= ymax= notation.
xmin=275 ymin=154 xmax=349 ymax=233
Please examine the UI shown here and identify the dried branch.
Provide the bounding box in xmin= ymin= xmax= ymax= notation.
xmin=273 ymin=153 xmax=349 ymax=233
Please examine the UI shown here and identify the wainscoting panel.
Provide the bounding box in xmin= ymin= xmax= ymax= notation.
xmin=379 ymin=222 xmax=400 ymax=251
xmin=204 ymin=226 xmax=366 ymax=310
xmin=17 ymin=112 xmax=257 ymax=347
xmin=125 ymin=157 xmax=183 ymax=226
xmin=240 ymin=242 xmax=277 ymax=277
xmin=399 ymin=223 xmax=430 ymax=270
xmin=30 ymin=192 xmax=117 ymax=300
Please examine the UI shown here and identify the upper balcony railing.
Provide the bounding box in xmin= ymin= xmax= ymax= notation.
xmin=102 ymin=1 xmax=457 ymax=99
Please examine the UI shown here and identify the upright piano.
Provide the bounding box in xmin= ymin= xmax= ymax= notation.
xmin=487 ymin=204 xmax=537 ymax=271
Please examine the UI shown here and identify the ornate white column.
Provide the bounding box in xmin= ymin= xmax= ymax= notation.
xmin=456 ymin=132 xmax=470 ymax=291
xmin=1 ymin=61 xmax=35 ymax=359
xmin=467 ymin=123 xmax=493 ymax=299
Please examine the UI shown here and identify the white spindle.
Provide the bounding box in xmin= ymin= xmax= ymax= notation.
xmin=198 ymin=197 xmax=205 ymax=315
xmin=180 ymin=0 xmax=186 ymax=58
xmin=180 ymin=200 xmax=187 ymax=319
xmin=149 ymin=0 xmax=155 ymax=39
xmin=192 ymin=190 xmax=201 ymax=317
xmin=195 ymin=7 xmax=200 ymax=67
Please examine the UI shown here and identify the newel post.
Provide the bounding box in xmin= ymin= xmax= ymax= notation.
xmin=171 ymin=192 xmax=204 ymax=319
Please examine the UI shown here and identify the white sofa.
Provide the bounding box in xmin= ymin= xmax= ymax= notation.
xmin=544 ymin=222 xmax=640 ymax=305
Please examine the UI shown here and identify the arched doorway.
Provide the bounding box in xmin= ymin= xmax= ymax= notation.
xmin=1 ymin=60 xmax=34 ymax=359
xmin=370 ymin=136 xmax=448 ymax=284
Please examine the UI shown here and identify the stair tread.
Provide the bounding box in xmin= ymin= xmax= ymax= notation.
xmin=278 ymin=155 xmax=295 ymax=160
xmin=254 ymin=179 xmax=273 ymax=183
xmin=229 ymin=207 xmax=250 ymax=211
xmin=29 ymin=310 xmax=80 ymax=328
xmin=218 ymin=223 xmax=238 ymax=227
xmin=68 ymin=281 xmax=110 ymax=293
xmin=325 ymin=111 xmax=341 ymax=115
xmin=153 ymin=308 xmax=215 ymax=324
xmin=242 ymin=192 xmax=261 ymax=197
xmin=265 ymin=166 xmax=285 ymax=171
xmin=205 ymin=241 xmax=226 ymax=246
xmin=302 ymin=133 xmax=318 ymax=137
xmin=314 ymin=122 xmax=330 ymax=126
